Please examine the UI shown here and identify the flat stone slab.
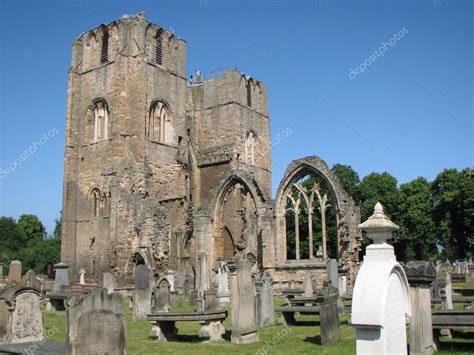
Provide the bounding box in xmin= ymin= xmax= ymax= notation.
xmin=432 ymin=309 xmax=474 ymax=328
xmin=147 ymin=310 xmax=227 ymax=322
xmin=276 ymin=306 xmax=320 ymax=314
xmin=0 ymin=342 xmax=65 ymax=354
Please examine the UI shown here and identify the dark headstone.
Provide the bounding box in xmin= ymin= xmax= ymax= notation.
xmin=317 ymin=284 xmax=340 ymax=345
xmin=135 ymin=265 xmax=150 ymax=290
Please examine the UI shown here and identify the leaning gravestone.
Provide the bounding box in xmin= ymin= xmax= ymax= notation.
xmin=404 ymin=261 xmax=436 ymax=355
xmin=255 ymin=271 xmax=274 ymax=327
xmin=66 ymin=288 xmax=126 ymax=355
xmin=229 ymin=254 xmax=259 ymax=344
xmin=5 ymin=287 xmax=43 ymax=344
xmin=133 ymin=265 xmax=151 ymax=320
xmin=352 ymin=203 xmax=411 ymax=355
xmin=7 ymin=261 xmax=21 ymax=285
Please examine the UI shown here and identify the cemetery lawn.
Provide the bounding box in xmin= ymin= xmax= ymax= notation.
xmin=42 ymin=294 xmax=474 ymax=354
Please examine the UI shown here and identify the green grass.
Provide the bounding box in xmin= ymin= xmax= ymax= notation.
xmin=42 ymin=294 xmax=474 ymax=354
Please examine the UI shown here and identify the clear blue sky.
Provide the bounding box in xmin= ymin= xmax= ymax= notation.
xmin=0 ymin=0 xmax=472 ymax=233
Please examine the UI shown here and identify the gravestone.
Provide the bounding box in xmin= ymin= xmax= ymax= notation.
xmin=404 ymin=261 xmax=436 ymax=355
xmin=66 ymin=288 xmax=126 ymax=355
xmin=133 ymin=265 xmax=151 ymax=320
xmin=25 ymin=270 xmax=43 ymax=291
xmin=7 ymin=261 xmax=21 ymax=284
xmin=79 ymin=268 xmax=86 ymax=285
xmin=43 ymin=262 xmax=54 ymax=279
xmin=326 ymin=259 xmax=338 ymax=287
xmin=302 ymin=270 xmax=313 ymax=297
xmin=182 ymin=278 xmax=190 ymax=296
xmin=440 ymin=273 xmax=453 ymax=337
xmin=229 ymin=254 xmax=259 ymax=344
xmin=216 ymin=261 xmax=230 ymax=307
xmin=5 ymin=287 xmax=43 ymax=344
xmin=103 ymin=272 xmax=114 ymax=294
xmin=317 ymin=283 xmax=340 ymax=345
xmin=164 ymin=270 xmax=175 ymax=292
xmin=156 ymin=278 xmax=171 ymax=309
xmin=255 ymin=271 xmax=274 ymax=327
xmin=53 ymin=263 xmax=69 ymax=292
xmin=352 ymin=203 xmax=411 ymax=355
xmin=338 ymin=274 xmax=348 ymax=297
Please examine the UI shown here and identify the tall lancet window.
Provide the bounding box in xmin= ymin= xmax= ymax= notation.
xmin=147 ymin=101 xmax=171 ymax=142
xmin=87 ymin=99 xmax=109 ymax=143
xmin=244 ymin=131 xmax=256 ymax=165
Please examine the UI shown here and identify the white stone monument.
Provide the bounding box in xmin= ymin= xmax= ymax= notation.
xmin=351 ymin=203 xmax=411 ymax=355
xmin=79 ymin=268 xmax=86 ymax=285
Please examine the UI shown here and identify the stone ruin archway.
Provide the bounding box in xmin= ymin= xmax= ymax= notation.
xmin=274 ymin=156 xmax=361 ymax=284
xmin=212 ymin=175 xmax=261 ymax=268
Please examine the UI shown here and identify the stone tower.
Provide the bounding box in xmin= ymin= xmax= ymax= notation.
xmin=61 ymin=13 xmax=273 ymax=285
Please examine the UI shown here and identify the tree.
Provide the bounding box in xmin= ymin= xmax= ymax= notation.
xmin=332 ymin=164 xmax=361 ymax=203
xmin=396 ymin=177 xmax=436 ymax=261
xmin=17 ymin=214 xmax=46 ymax=243
xmin=359 ymin=172 xmax=401 ymax=222
xmin=432 ymin=168 xmax=473 ymax=259
xmin=0 ymin=217 xmax=25 ymax=253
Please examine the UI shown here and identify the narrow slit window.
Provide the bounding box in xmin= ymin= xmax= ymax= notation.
xmin=247 ymin=82 xmax=252 ymax=107
xmin=101 ymin=28 xmax=109 ymax=64
xmin=156 ymin=34 xmax=163 ymax=65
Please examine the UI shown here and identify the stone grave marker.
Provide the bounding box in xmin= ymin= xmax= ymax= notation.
xmin=302 ymin=270 xmax=313 ymax=297
xmin=196 ymin=253 xmax=209 ymax=312
xmin=103 ymin=272 xmax=114 ymax=294
xmin=326 ymin=259 xmax=338 ymax=287
xmin=79 ymin=268 xmax=86 ymax=285
xmin=25 ymin=270 xmax=43 ymax=291
xmin=404 ymin=261 xmax=436 ymax=355
xmin=66 ymin=288 xmax=126 ymax=355
xmin=133 ymin=264 xmax=151 ymax=320
xmin=53 ymin=263 xmax=69 ymax=292
xmin=156 ymin=278 xmax=171 ymax=309
xmin=352 ymin=203 xmax=411 ymax=355
xmin=7 ymin=261 xmax=21 ymax=285
xmin=317 ymin=283 xmax=340 ymax=345
xmin=216 ymin=261 xmax=230 ymax=308
xmin=5 ymin=287 xmax=43 ymax=344
xmin=229 ymin=254 xmax=259 ymax=344
xmin=255 ymin=271 xmax=274 ymax=327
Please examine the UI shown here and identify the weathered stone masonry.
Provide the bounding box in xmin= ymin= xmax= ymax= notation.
xmin=61 ymin=13 xmax=360 ymax=289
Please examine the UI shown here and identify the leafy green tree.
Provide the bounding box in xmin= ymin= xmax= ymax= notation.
xmin=332 ymin=164 xmax=361 ymax=203
xmin=396 ymin=177 xmax=436 ymax=261
xmin=0 ymin=217 xmax=25 ymax=253
xmin=432 ymin=168 xmax=473 ymax=259
xmin=359 ymin=172 xmax=401 ymax=221
xmin=17 ymin=214 xmax=46 ymax=243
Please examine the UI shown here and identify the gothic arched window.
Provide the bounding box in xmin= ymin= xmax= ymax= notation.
xmin=147 ymin=101 xmax=172 ymax=143
xmin=87 ymin=99 xmax=109 ymax=143
xmin=244 ymin=131 xmax=256 ymax=165
xmin=91 ymin=188 xmax=101 ymax=217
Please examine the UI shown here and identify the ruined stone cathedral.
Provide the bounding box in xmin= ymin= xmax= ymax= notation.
xmin=61 ymin=13 xmax=362 ymax=290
